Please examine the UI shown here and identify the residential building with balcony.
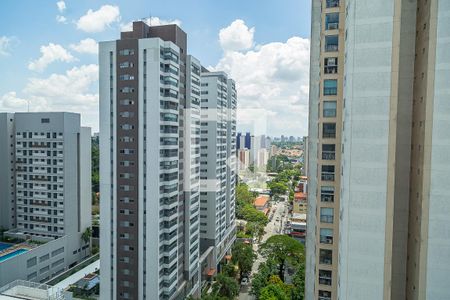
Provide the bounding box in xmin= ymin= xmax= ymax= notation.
xmin=199 ymin=70 xmax=237 ymax=276
xmin=0 ymin=112 xmax=91 ymax=287
xmin=307 ymin=0 xmax=450 ymax=300
xmin=99 ymin=21 xmax=236 ymax=300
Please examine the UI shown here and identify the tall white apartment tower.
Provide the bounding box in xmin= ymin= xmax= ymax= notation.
xmin=99 ymin=21 xmax=202 ymax=300
xmin=307 ymin=1 xmax=450 ymax=300
xmin=199 ymin=71 xmax=237 ymax=269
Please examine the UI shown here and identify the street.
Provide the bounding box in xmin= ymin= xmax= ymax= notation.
xmin=239 ymin=199 xmax=290 ymax=300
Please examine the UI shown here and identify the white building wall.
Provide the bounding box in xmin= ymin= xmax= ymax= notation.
xmin=339 ymin=1 xmax=395 ymax=299
xmin=426 ymin=1 xmax=450 ymax=298
xmin=99 ymin=40 xmax=117 ymax=300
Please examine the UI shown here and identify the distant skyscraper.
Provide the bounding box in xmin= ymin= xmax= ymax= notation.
xmin=244 ymin=132 xmax=251 ymax=149
xmin=307 ymin=1 xmax=450 ymax=300
xmin=236 ymin=132 xmax=242 ymax=149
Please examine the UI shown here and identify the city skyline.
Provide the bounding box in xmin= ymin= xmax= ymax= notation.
xmin=0 ymin=0 xmax=311 ymax=137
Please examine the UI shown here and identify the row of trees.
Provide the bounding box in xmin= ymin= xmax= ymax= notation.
xmin=236 ymin=183 xmax=268 ymax=241
xmin=190 ymin=241 xmax=257 ymax=300
xmin=251 ymin=235 xmax=305 ymax=300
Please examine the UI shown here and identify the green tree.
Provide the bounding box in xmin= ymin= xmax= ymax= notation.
xmin=260 ymin=235 xmax=304 ymax=282
xmin=81 ymin=227 xmax=92 ymax=257
xmin=250 ymin=259 xmax=278 ymax=298
xmin=232 ymin=241 xmax=256 ymax=279
xmin=268 ymin=182 xmax=288 ymax=195
xmin=212 ymin=274 xmax=239 ymax=299
xmin=221 ymin=263 xmax=237 ymax=278
xmin=91 ymin=137 xmax=99 ymax=193
xmin=237 ymin=204 xmax=269 ymax=225
xmin=291 ymin=262 xmax=305 ymax=300
xmin=259 ymin=284 xmax=289 ymax=300
xmin=247 ymin=221 xmax=265 ymax=242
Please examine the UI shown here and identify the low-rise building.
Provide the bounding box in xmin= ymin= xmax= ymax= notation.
xmin=253 ymin=195 xmax=270 ymax=215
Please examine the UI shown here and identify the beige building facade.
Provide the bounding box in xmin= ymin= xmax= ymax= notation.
xmin=307 ymin=1 xmax=450 ymax=300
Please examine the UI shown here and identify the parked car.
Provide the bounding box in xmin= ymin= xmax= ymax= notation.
xmin=241 ymin=277 xmax=249 ymax=286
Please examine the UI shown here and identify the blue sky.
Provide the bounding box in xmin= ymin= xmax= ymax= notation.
xmin=0 ymin=0 xmax=311 ymax=136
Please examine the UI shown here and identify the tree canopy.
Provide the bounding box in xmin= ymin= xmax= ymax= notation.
xmin=232 ymin=241 xmax=256 ymax=278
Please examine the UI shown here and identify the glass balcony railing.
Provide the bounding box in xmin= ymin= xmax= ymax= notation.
xmin=322 ymin=151 xmax=336 ymax=160
xmin=321 ymin=172 xmax=335 ymax=181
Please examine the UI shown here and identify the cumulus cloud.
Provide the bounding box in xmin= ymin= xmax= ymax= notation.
xmin=28 ymin=43 xmax=76 ymax=72
xmin=56 ymin=15 xmax=67 ymax=23
xmin=219 ymin=19 xmax=255 ymax=52
xmin=56 ymin=1 xmax=66 ymax=13
xmin=214 ymin=21 xmax=310 ymax=136
xmin=70 ymin=38 xmax=98 ymax=55
xmin=0 ymin=65 xmax=99 ymax=130
xmin=0 ymin=92 xmax=28 ymax=109
xmin=0 ymin=36 xmax=13 ymax=56
xmin=76 ymin=5 xmax=120 ymax=33
xmin=120 ymin=17 xmax=182 ymax=32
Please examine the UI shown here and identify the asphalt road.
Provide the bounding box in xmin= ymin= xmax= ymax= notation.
xmin=239 ymin=200 xmax=289 ymax=300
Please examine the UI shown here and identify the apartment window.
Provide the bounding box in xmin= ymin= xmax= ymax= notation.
xmin=120 ymin=87 xmax=134 ymax=93
xmin=319 ymin=249 xmax=332 ymax=265
xmin=321 ymin=165 xmax=335 ymax=181
xmin=119 ymin=62 xmax=134 ymax=68
xmin=322 ymin=144 xmax=335 ymax=160
xmin=41 ymin=118 xmax=50 ymax=124
xmin=51 ymin=247 xmax=64 ymax=257
xmin=325 ymin=35 xmax=338 ymax=52
xmin=326 ymin=0 xmax=339 ymax=8
xmin=323 ymin=101 xmax=337 ymax=117
xmin=119 ymin=74 xmax=135 ymax=81
xmin=325 ymin=13 xmax=339 ymax=31
xmin=324 ymin=57 xmax=338 ymax=74
xmin=323 ymin=79 xmax=337 ymax=95
xmin=320 ymin=228 xmax=333 ymax=244
xmin=319 ymin=269 xmax=332 ymax=286
xmin=322 ymin=123 xmax=336 ymax=138
xmin=319 ymin=290 xmax=332 ymax=300
xmin=321 ymin=186 xmax=335 ymax=202
xmin=27 ymin=257 xmax=37 ymax=268
xmin=320 ymin=207 xmax=334 ymax=223
xmin=119 ymin=49 xmax=135 ymax=56
xmin=119 ymin=112 xmax=134 ymax=118
xmin=120 ymin=100 xmax=134 ymax=106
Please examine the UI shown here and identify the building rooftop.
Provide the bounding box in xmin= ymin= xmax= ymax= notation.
xmin=294 ymin=192 xmax=307 ymax=200
xmin=253 ymin=195 xmax=270 ymax=207
xmin=0 ymin=280 xmax=69 ymax=300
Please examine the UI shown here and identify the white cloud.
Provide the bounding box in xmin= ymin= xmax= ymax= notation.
xmin=0 ymin=65 xmax=99 ymax=130
xmin=219 ymin=19 xmax=255 ymax=52
xmin=28 ymin=43 xmax=76 ymax=72
xmin=0 ymin=92 xmax=28 ymax=109
xmin=56 ymin=1 xmax=66 ymax=13
xmin=120 ymin=17 xmax=182 ymax=32
xmin=76 ymin=5 xmax=120 ymax=33
xmin=56 ymin=15 xmax=67 ymax=23
xmin=214 ymin=26 xmax=310 ymax=136
xmin=0 ymin=36 xmax=13 ymax=56
xmin=70 ymin=38 xmax=98 ymax=55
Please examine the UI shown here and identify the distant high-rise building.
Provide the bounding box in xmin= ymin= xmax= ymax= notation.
xmin=236 ymin=132 xmax=242 ymax=149
xmin=307 ymin=1 xmax=450 ymax=300
xmin=0 ymin=112 xmax=91 ymax=286
xmin=244 ymin=132 xmax=251 ymax=149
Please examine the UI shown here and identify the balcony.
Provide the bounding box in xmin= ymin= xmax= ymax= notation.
xmin=326 ymin=0 xmax=339 ymax=8
xmin=319 ymin=270 xmax=332 ymax=286
xmin=322 ymin=151 xmax=335 ymax=160
xmin=319 ymin=249 xmax=332 ymax=265
xmin=321 ymin=172 xmax=335 ymax=181
xmin=325 ymin=36 xmax=339 ymax=52
xmin=324 ymin=65 xmax=338 ymax=74
xmin=319 ymin=290 xmax=332 ymax=300
xmin=320 ymin=215 xmax=334 ymax=223
xmin=321 ymin=194 xmax=334 ymax=203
